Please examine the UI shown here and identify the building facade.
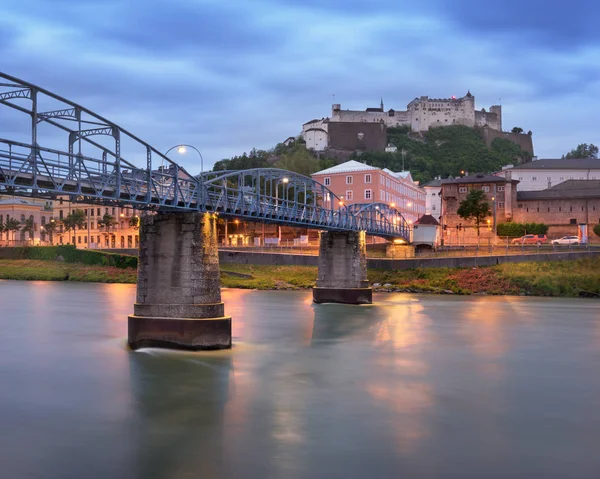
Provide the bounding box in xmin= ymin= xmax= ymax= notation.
xmin=440 ymin=174 xmax=519 ymax=243
xmin=311 ymin=160 xmax=426 ymax=224
xmin=496 ymin=159 xmax=600 ymax=191
xmin=513 ymin=180 xmax=600 ymax=238
xmin=0 ymin=197 xmax=53 ymax=245
xmin=422 ymin=177 xmax=445 ymax=218
xmin=52 ymin=197 xmax=141 ymax=249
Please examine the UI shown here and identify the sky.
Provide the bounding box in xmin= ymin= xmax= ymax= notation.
xmin=2 ymin=0 xmax=600 ymax=173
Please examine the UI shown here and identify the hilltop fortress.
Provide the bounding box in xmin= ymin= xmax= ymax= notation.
xmin=301 ymin=92 xmax=532 ymax=157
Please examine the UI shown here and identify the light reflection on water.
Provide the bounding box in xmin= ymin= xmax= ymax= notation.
xmin=1 ymin=281 xmax=600 ymax=478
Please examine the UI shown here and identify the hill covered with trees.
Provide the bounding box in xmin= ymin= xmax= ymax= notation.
xmin=353 ymin=125 xmax=532 ymax=184
xmin=211 ymin=125 xmax=532 ymax=182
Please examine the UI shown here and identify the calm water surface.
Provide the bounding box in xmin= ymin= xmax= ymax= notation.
xmin=1 ymin=280 xmax=600 ymax=478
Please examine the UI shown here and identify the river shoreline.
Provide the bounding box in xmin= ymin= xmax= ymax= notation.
xmin=1 ymin=258 xmax=599 ymax=298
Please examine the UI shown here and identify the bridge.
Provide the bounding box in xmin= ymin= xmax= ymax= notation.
xmin=0 ymin=72 xmax=413 ymax=350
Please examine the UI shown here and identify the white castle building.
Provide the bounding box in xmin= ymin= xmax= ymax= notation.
xmin=303 ymin=92 xmax=502 ymax=151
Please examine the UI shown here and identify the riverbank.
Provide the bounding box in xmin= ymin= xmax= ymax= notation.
xmin=1 ymin=258 xmax=599 ymax=297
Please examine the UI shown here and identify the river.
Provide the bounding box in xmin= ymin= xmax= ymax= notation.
xmin=1 ymin=280 xmax=600 ymax=478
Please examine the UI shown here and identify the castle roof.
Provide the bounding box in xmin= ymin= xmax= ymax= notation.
xmin=504 ymin=158 xmax=600 ymax=170
xmin=312 ymin=160 xmax=379 ymax=176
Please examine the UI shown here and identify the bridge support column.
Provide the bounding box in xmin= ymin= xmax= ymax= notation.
xmin=313 ymin=230 xmax=372 ymax=304
xmin=128 ymin=212 xmax=231 ymax=351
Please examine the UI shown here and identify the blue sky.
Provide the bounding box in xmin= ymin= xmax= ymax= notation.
xmin=2 ymin=0 xmax=599 ymax=173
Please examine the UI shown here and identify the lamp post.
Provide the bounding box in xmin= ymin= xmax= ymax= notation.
xmin=165 ymin=144 xmax=204 ymax=176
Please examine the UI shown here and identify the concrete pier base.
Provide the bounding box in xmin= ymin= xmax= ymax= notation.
xmin=312 ymin=230 xmax=372 ymax=304
xmin=312 ymin=287 xmax=372 ymax=305
xmin=128 ymin=212 xmax=231 ymax=351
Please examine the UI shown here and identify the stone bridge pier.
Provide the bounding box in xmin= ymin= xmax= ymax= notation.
xmin=128 ymin=212 xmax=231 ymax=350
xmin=312 ymin=230 xmax=372 ymax=304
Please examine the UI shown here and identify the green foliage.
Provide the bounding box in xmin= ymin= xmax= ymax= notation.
xmin=98 ymin=213 xmax=117 ymax=231
xmin=491 ymin=138 xmax=531 ymax=164
xmin=129 ymin=215 xmax=140 ymax=229
xmin=213 ymin=148 xmax=271 ymax=171
xmin=457 ymin=189 xmax=491 ymax=235
xmin=4 ymin=217 xmax=21 ymax=238
xmin=511 ymin=126 xmax=523 ymax=134
xmin=21 ymin=217 xmax=34 ymax=239
xmin=5 ymin=245 xmax=138 ymax=269
xmin=497 ymin=222 xmax=549 ymax=237
xmin=562 ymin=143 xmax=599 ymax=159
xmin=593 ymin=224 xmax=600 ymax=238
xmin=357 ymin=125 xmax=530 ymax=184
xmin=63 ymin=209 xmax=86 ymax=232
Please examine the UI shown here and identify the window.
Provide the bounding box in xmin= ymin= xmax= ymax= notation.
xmin=97 ymin=208 xmax=100 ymax=216
xmin=482 ymin=186 xmax=490 ymax=192
xmin=91 ymin=209 xmax=94 ymax=216
xmin=346 ymin=176 xmax=353 ymax=185
xmin=532 ymin=177 xmax=537 ymax=181
xmin=364 ymin=189 xmax=372 ymax=200
xmin=345 ymin=190 xmax=353 ymax=201
xmin=498 ymin=202 xmax=505 ymax=209
xmin=365 ymin=174 xmax=372 ymax=183
xmin=91 ymin=222 xmax=94 ymax=229
xmin=518 ymin=177 xmax=523 ymax=181
xmin=570 ymin=218 xmax=577 ymax=225
xmin=432 ymin=205 xmax=436 ymax=210
xmin=459 ymin=187 xmax=467 ymax=193
xmin=112 ymin=207 xmax=116 ymax=215
xmin=497 ymin=186 xmax=505 ymax=192
xmin=324 ymin=177 xmax=331 ymax=186
xmin=78 ymin=236 xmax=81 ymax=244
xmin=59 ymin=198 xmax=63 ymax=205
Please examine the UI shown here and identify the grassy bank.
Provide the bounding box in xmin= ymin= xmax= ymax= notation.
xmin=1 ymin=258 xmax=599 ymax=297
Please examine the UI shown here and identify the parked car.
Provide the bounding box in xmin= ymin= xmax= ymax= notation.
xmin=511 ymin=234 xmax=548 ymax=245
xmin=551 ymin=235 xmax=579 ymax=245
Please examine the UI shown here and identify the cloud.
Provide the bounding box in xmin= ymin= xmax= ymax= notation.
xmin=1 ymin=0 xmax=599 ymax=170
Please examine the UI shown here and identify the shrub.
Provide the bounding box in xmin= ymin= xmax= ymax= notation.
xmin=497 ymin=222 xmax=549 ymax=237
xmin=594 ymin=224 xmax=600 ymax=238
xmin=4 ymin=245 xmax=137 ymax=269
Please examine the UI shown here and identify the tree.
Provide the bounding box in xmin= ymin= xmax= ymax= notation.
xmin=511 ymin=127 xmax=524 ymax=134
xmin=21 ymin=216 xmax=35 ymax=240
xmin=98 ymin=213 xmax=117 ymax=231
xmin=594 ymin=224 xmax=600 ymax=238
xmin=4 ymin=218 xmax=21 ymax=241
xmin=457 ymin=189 xmax=491 ymax=236
xmin=129 ymin=215 xmax=140 ymax=230
xmin=562 ymin=143 xmax=599 ymax=160
xmin=63 ymin=209 xmax=86 ymax=234
xmin=43 ymin=219 xmax=57 ymax=243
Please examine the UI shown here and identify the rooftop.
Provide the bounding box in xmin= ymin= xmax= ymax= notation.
xmin=517 ymin=180 xmax=600 ymax=200
xmin=415 ymin=214 xmax=440 ymax=226
xmin=503 ymin=158 xmax=600 ymax=170
xmin=312 ymin=160 xmax=380 ymax=176
xmin=443 ymin=173 xmax=518 ymax=185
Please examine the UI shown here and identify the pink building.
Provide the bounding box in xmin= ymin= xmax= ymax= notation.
xmin=311 ymin=160 xmax=426 ymax=224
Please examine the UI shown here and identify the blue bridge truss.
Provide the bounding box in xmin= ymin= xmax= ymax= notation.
xmin=0 ymin=73 xmax=410 ymax=240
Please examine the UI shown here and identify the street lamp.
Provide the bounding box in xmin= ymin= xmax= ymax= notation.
xmin=165 ymin=144 xmax=204 ymax=176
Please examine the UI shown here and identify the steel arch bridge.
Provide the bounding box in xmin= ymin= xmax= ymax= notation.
xmin=0 ymin=73 xmax=410 ymax=240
